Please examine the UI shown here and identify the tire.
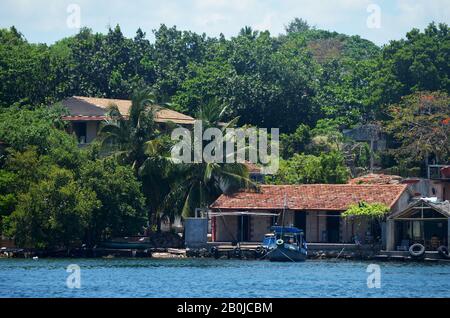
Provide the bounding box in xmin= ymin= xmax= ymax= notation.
xmin=234 ymin=248 xmax=241 ymax=258
xmin=211 ymin=247 xmax=220 ymax=259
xmin=437 ymin=246 xmax=450 ymax=259
xmin=409 ymin=244 xmax=425 ymax=258
xmin=276 ymin=239 xmax=284 ymax=246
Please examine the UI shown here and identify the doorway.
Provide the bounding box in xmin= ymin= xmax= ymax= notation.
xmin=327 ymin=212 xmax=341 ymax=243
xmin=238 ymin=215 xmax=250 ymax=242
xmin=72 ymin=122 xmax=87 ymax=144
xmin=294 ymin=213 xmax=307 ymax=238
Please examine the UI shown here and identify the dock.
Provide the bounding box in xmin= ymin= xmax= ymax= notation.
xmin=374 ymin=250 xmax=450 ymax=262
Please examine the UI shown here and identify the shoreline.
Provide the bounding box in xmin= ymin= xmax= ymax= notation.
xmin=2 ymin=247 xmax=450 ymax=263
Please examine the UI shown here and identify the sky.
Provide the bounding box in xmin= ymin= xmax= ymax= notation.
xmin=0 ymin=0 xmax=449 ymax=46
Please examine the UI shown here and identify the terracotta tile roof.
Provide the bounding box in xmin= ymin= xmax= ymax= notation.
xmin=211 ymin=184 xmax=409 ymax=211
xmin=348 ymin=173 xmax=403 ymax=185
xmin=62 ymin=96 xmax=195 ymax=125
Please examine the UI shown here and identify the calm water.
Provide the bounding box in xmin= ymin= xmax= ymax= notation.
xmin=1 ymin=258 xmax=449 ymax=298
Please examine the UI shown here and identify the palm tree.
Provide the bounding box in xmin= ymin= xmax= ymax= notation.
xmin=99 ymin=89 xmax=173 ymax=228
xmin=167 ymin=100 xmax=256 ymax=218
xmin=99 ymin=88 xmax=159 ymax=171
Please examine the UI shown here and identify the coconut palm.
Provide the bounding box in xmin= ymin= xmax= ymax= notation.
xmin=99 ymin=88 xmax=159 ymax=170
xmin=99 ymin=89 xmax=175 ymax=227
xmin=167 ymin=100 xmax=256 ymax=218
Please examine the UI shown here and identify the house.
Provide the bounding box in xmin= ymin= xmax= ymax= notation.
xmin=427 ymin=164 xmax=450 ymax=201
xmin=342 ymin=124 xmax=386 ymax=152
xmin=386 ymin=198 xmax=450 ymax=251
xmin=210 ymin=184 xmax=411 ymax=244
xmin=60 ymin=96 xmax=195 ymax=145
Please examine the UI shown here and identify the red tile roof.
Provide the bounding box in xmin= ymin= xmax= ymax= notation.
xmin=211 ymin=184 xmax=408 ymax=211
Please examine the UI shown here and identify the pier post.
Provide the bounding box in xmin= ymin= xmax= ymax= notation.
xmin=448 ymin=218 xmax=450 ymax=251
xmin=386 ymin=219 xmax=395 ymax=251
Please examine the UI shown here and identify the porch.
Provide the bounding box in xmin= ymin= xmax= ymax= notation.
xmin=386 ymin=199 xmax=450 ymax=251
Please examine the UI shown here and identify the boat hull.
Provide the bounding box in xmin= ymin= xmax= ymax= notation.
xmin=268 ymin=246 xmax=307 ymax=262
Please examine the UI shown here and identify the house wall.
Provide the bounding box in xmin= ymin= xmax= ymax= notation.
xmin=250 ymin=216 xmax=272 ymax=242
xmin=341 ymin=217 xmax=353 ymax=243
xmin=214 ymin=216 xmax=238 ymax=242
xmin=391 ymin=190 xmax=412 ymax=214
xmin=430 ymin=180 xmax=450 ymax=201
xmin=304 ymin=211 xmax=328 ymax=242
xmin=86 ymin=122 xmax=99 ymax=144
xmin=213 ymin=206 xmax=403 ymax=244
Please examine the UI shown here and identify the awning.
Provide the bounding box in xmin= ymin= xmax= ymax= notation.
xmin=209 ymin=211 xmax=278 ymax=217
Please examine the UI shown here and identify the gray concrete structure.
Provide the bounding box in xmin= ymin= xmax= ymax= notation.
xmin=184 ymin=218 xmax=208 ymax=249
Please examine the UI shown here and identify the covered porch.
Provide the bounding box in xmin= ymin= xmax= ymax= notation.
xmin=386 ymin=199 xmax=450 ymax=251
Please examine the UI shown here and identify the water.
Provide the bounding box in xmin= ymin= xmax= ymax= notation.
xmin=1 ymin=258 xmax=449 ymax=298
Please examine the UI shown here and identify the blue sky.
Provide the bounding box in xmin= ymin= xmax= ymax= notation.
xmin=0 ymin=0 xmax=449 ymax=46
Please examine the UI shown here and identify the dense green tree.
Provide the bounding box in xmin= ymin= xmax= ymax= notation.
xmin=0 ymin=28 xmax=53 ymax=107
xmin=0 ymin=105 xmax=82 ymax=170
xmin=280 ymin=124 xmax=311 ymax=159
xmin=385 ymin=91 xmax=450 ymax=167
xmin=269 ymin=151 xmax=349 ymax=185
xmin=3 ymin=165 xmax=99 ymax=249
xmin=285 ymin=18 xmax=310 ymax=34
xmin=152 ymin=24 xmax=208 ymax=98
xmin=372 ymin=23 xmax=449 ymax=112
xmin=80 ymin=158 xmax=147 ymax=245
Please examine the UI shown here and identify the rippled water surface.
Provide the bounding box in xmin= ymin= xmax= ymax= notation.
xmin=1 ymin=258 xmax=449 ymax=298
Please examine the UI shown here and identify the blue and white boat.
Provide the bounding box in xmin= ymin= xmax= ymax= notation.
xmin=263 ymin=226 xmax=308 ymax=262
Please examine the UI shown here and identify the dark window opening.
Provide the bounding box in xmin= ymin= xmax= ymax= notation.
xmin=73 ymin=122 xmax=87 ymax=144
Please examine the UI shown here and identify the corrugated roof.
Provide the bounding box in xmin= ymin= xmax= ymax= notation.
xmin=389 ymin=199 xmax=450 ymax=219
xmin=62 ymin=96 xmax=195 ymax=125
xmin=210 ymin=184 xmax=409 ymax=211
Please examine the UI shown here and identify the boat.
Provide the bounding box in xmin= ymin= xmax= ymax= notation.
xmin=263 ymin=226 xmax=308 ymax=262
xmin=261 ymin=194 xmax=307 ymax=262
xmin=98 ymin=237 xmax=150 ymax=250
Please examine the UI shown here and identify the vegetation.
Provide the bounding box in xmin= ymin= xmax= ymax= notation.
xmin=342 ymin=202 xmax=390 ymax=220
xmin=269 ymin=152 xmax=349 ymax=185
xmin=385 ymin=91 xmax=450 ymax=168
xmin=168 ymin=101 xmax=254 ymax=218
xmin=0 ymin=19 xmax=448 ymax=248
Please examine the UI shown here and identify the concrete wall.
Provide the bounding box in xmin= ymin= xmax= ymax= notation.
xmin=250 ymin=216 xmax=272 ymax=242
xmin=185 ymin=218 xmax=208 ymax=248
xmin=391 ymin=190 xmax=412 ymax=214
xmin=430 ymin=180 xmax=450 ymax=201
xmin=341 ymin=217 xmax=353 ymax=243
xmin=86 ymin=122 xmax=99 ymax=144
xmin=305 ymin=211 xmax=328 ymax=242
xmin=214 ymin=216 xmax=238 ymax=242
